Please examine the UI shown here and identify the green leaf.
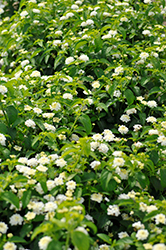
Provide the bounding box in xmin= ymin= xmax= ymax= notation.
xmin=79 ymin=114 xmax=92 ymax=135
xmin=9 ymin=236 xmax=27 ymax=243
xmin=135 ymin=172 xmax=149 ymax=189
xmin=39 ymin=176 xmax=47 ymax=193
xmin=74 ymin=39 xmax=88 ymax=53
xmin=71 ymin=231 xmax=89 ymax=250
xmin=160 ymin=169 xmax=166 ymax=188
xmin=84 ymin=221 xmax=97 ymax=234
xmin=47 ymin=240 xmax=62 ymax=250
xmin=20 ymin=224 xmax=33 ymax=238
xmin=97 ymin=103 xmax=108 ymax=113
xmin=0 ymin=122 xmax=8 ymax=134
xmin=22 ymin=190 xmax=31 ymax=209
xmin=116 ymin=237 xmax=133 ymax=245
xmin=54 ymin=55 xmax=64 ymax=70
xmin=5 ymin=105 xmax=18 ymax=125
xmin=148 ymin=87 xmax=161 ymax=96
xmin=97 ymin=233 xmax=112 ymax=244
xmin=141 ymin=77 xmax=150 ymax=87
xmin=124 ymin=89 xmax=135 ymax=105
xmin=1 ymin=191 xmax=19 ymax=209
xmin=94 ymin=34 xmax=102 ymax=52
xmin=31 ymin=222 xmax=53 ymax=240
xmin=143 ymin=210 xmax=159 ymax=222
xmin=118 ymin=27 xmax=126 ymax=40
xmin=12 ymin=175 xmax=28 ymax=183
xmin=34 ymin=119 xmax=45 ymax=131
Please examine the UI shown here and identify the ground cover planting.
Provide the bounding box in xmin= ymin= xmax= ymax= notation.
xmin=0 ymin=0 xmax=166 ymax=249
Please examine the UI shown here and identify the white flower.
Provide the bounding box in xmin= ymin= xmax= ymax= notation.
xmin=92 ymin=81 xmax=100 ymax=88
xmin=90 ymin=10 xmax=97 ymax=16
xmin=27 ymin=158 xmax=38 ymax=166
xmin=50 ymin=102 xmax=61 ymax=111
xmin=55 ymin=158 xmax=67 ymax=167
xmin=142 ymin=30 xmax=151 ymax=36
xmin=90 ymin=161 xmax=100 ymax=169
xmin=0 ymin=133 xmax=6 ymax=146
xmin=118 ymin=125 xmax=129 ymax=134
xmin=53 ymin=40 xmax=61 ymax=46
xmin=86 ymin=19 xmax=94 ymax=25
xmin=32 ymin=8 xmax=40 ymax=13
xmin=25 ymin=212 xmax=36 ymax=220
xmin=91 ymin=193 xmax=103 ymax=203
xmin=98 ymin=143 xmax=109 ymax=154
xmin=44 ymin=123 xmax=56 ymax=132
xmin=132 ymin=221 xmax=145 ymax=230
xmin=75 ymin=226 xmax=88 ymax=235
xmin=115 ymin=167 xmax=128 ymax=180
xmin=155 ymin=214 xmax=166 ymax=225
xmin=92 ymin=133 xmax=103 ymax=141
xmin=71 ymin=4 xmax=79 ymax=10
xmin=33 ymin=107 xmax=42 ymax=114
xmin=113 ymin=157 xmax=125 ymax=167
xmin=143 ymin=243 xmax=153 ymax=249
xmin=144 ymin=0 xmax=152 ymax=3
xmin=161 ymin=121 xmax=166 ymax=129
xmin=55 ymin=30 xmax=63 ymax=35
xmin=37 ymin=165 xmax=48 ymax=172
xmin=99 ymin=244 xmax=110 ymax=250
xmin=63 ymin=93 xmax=73 ymax=100
xmin=118 ymin=231 xmax=129 ymax=238
xmin=66 ymin=180 xmax=76 ymax=190
xmin=20 ymin=10 xmax=28 ymax=17
xmin=146 ymin=116 xmax=157 ymax=123
xmin=157 ymin=136 xmax=166 ymax=146
xmin=139 ymin=52 xmax=149 ymax=60
xmin=126 ymin=108 xmax=137 ymax=115
xmin=38 ymin=236 xmax=52 ymax=250
xmin=66 ymin=12 xmax=74 ymax=18
xmin=65 ymin=56 xmax=75 ymax=64
xmin=0 ymin=85 xmax=7 ymax=95
xmin=146 ymin=205 xmax=157 ymax=213
xmin=112 ymin=151 xmax=123 ymax=157
xmin=25 ymin=119 xmax=36 ymax=128
xmin=78 ymin=54 xmax=89 ymax=62
xmin=44 ymin=202 xmax=57 ymax=212
xmin=9 ymin=214 xmax=23 ymax=226
xmin=3 ymin=242 xmax=17 ymax=250
xmin=0 ymin=8 xmax=4 ymax=14
xmin=152 ymin=243 xmax=166 ymax=250
xmin=148 ymin=129 xmax=159 ymax=135
xmin=114 ymin=66 xmax=124 ymax=75
xmin=120 ymin=17 xmax=128 ymax=22
xmin=108 ymin=30 xmax=117 ymax=37
xmin=120 ymin=114 xmax=130 ymax=123
xmin=107 ymin=204 xmax=120 ymax=216
xmin=136 ymin=229 xmax=149 ymax=240
xmin=30 ymin=70 xmax=41 ymax=77
xmin=133 ymin=124 xmax=142 ymax=132
xmin=0 ymin=222 xmax=8 ymax=234
xmin=113 ymin=90 xmax=121 ymax=97
xmin=21 ymin=59 xmax=29 ymax=68
xmin=147 ymin=100 xmax=157 ymax=108
xmin=47 ymin=180 xmax=56 ymax=191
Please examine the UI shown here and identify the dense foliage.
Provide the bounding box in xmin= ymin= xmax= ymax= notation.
xmin=0 ymin=0 xmax=166 ymax=249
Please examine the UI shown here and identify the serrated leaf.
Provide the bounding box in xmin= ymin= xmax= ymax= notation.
xmin=1 ymin=191 xmax=19 ymax=209
xmin=71 ymin=231 xmax=89 ymax=250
